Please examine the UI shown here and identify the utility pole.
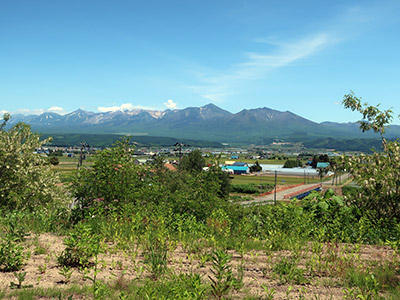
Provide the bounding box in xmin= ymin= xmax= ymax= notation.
xmin=274 ymin=170 xmax=277 ymax=205
xmin=77 ymin=142 xmax=89 ymax=169
xmin=174 ymin=142 xmax=189 ymax=165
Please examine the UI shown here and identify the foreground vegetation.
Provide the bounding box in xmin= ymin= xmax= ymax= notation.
xmin=1 ymin=94 xmax=400 ymax=299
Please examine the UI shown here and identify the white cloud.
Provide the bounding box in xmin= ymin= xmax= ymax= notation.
xmin=48 ymin=106 xmax=65 ymax=114
xmin=17 ymin=108 xmax=45 ymax=115
xmin=163 ymin=99 xmax=178 ymax=109
xmin=15 ymin=106 xmax=67 ymax=115
xmin=0 ymin=110 xmax=9 ymax=114
xmin=97 ymin=103 xmax=154 ymax=113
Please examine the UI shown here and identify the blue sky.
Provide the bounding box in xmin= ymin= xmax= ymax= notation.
xmin=1 ymin=0 xmax=400 ymax=124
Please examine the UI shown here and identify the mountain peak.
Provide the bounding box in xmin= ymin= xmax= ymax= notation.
xmin=202 ymin=103 xmax=219 ymax=109
xmin=199 ymin=103 xmax=232 ymax=116
xmin=70 ymin=108 xmax=91 ymax=114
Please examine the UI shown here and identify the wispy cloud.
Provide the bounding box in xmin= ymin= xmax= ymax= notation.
xmin=244 ymin=34 xmax=332 ymax=69
xmin=97 ymin=103 xmax=154 ymax=113
xmin=191 ymin=33 xmax=334 ymax=103
xmin=163 ymin=99 xmax=178 ymax=109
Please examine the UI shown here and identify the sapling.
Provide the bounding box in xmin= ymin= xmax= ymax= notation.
xmin=9 ymin=271 xmax=33 ymax=289
xmin=208 ymin=249 xmax=234 ymax=299
xmin=38 ymin=263 xmax=47 ymax=274
xmin=84 ymin=242 xmax=108 ymax=300
xmin=59 ymin=266 xmax=74 ymax=284
xmin=143 ymin=233 xmax=168 ymax=281
xmin=261 ymin=285 xmax=276 ymax=300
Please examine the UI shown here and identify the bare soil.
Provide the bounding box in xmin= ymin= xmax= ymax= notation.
xmin=1 ymin=233 xmax=398 ymax=299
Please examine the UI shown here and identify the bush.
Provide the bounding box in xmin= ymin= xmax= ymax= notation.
xmin=231 ymin=183 xmax=273 ymax=194
xmin=57 ymin=223 xmax=101 ymax=267
xmin=0 ymin=239 xmax=24 ymax=271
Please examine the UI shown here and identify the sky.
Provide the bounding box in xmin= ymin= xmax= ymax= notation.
xmin=1 ymin=0 xmax=400 ymax=124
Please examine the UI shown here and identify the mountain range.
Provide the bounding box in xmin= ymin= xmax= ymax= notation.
xmin=7 ymin=104 xmax=400 ymax=145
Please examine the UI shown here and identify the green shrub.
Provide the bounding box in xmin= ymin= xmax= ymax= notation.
xmin=57 ymin=223 xmax=101 ymax=267
xmin=137 ymin=273 xmax=206 ymax=299
xmin=143 ymin=234 xmax=168 ymax=281
xmin=49 ymin=156 xmax=60 ymax=166
xmin=0 ymin=221 xmax=28 ymax=272
xmin=273 ymin=257 xmax=306 ymax=284
xmin=231 ymin=183 xmax=273 ymax=194
xmin=0 ymin=238 xmax=24 ymax=271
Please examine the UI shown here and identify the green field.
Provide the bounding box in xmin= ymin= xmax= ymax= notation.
xmin=230 ymin=174 xmax=321 ymax=185
xmin=52 ymin=156 xmax=93 ymax=182
xmin=216 ymin=158 xmax=300 ymax=165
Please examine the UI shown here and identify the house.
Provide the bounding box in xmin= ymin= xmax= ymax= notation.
xmin=164 ymin=162 xmax=176 ymax=171
xmin=232 ymin=162 xmax=248 ymax=167
xmin=134 ymin=159 xmax=155 ymax=165
xmin=316 ymin=162 xmax=330 ymax=169
xmin=230 ymin=155 xmax=239 ymax=159
xmin=134 ymin=159 xmax=148 ymax=165
xmin=221 ymin=165 xmax=249 ymax=175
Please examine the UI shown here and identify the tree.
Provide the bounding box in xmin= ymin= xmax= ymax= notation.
xmin=341 ymin=92 xmax=400 ymax=220
xmin=317 ymin=167 xmax=328 ymax=181
xmin=179 ymin=149 xmax=205 ymax=173
xmin=283 ymin=159 xmax=302 ymax=168
xmin=0 ymin=114 xmax=64 ymax=210
xmin=72 ymin=138 xmax=145 ymax=216
xmin=49 ymin=156 xmax=60 ymax=166
xmin=249 ymin=161 xmax=262 ymax=172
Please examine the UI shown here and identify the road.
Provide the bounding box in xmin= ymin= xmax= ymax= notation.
xmin=322 ymin=172 xmax=351 ymax=186
xmin=239 ymin=172 xmax=352 ymax=206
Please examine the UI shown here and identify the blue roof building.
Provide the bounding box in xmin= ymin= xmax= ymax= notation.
xmin=222 ymin=165 xmax=249 ymax=174
xmin=316 ymin=162 xmax=330 ymax=168
xmin=233 ymin=162 xmax=248 ymax=167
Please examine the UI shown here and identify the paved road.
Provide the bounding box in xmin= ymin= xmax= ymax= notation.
xmin=239 ymin=172 xmax=352 ymax=206
xmin=239 ymin=183 xmax=322 ymax=206
xmin=322 ymin=172 xmax=351 ymax=186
